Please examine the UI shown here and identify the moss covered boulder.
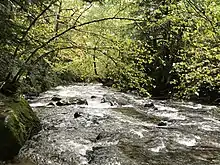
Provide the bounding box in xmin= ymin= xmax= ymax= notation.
xmin=0 ymin=94 xmax=41 ymax=160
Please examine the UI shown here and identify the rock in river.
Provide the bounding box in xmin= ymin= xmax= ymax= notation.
xmin=144 ymin=102 xmax=154 ymax=107
xmin=157 ymin=121 xmax=167 ymax=126
xmin=51 ymin=95 xmax=62 ymax=102
xmin=56 ymin=97 xmax=88 ymax=106
xmin=74 ymin=112 xmax=82 ymax=118
xmin=0 ymin=94 xmax=41 ymax=161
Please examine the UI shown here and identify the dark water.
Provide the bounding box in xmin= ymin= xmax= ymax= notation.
xmin=7 ymin=84 xmax=220 ymax=165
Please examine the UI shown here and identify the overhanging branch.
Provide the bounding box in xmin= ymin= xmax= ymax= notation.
xmin=13 ymin=0 xmax=58 ymax=58
xmin=13 ymin=16 xmax=142 ymax=82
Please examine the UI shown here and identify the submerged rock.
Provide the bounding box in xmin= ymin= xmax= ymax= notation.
xmin=51 ymin=96 xmax=62 ymax=102
xmin=74 ymin=112 xmax=82 ymax=118
xmin=56 ymin=101 xmax=64 ymax=106
xmin=101 ymin=95 xmax=124 ymax=106
xmin=68 ymin=97 xmax=88 ymax=105
xmin=157 ymin=121 xmax=167 ymax=126
xmin=144 ymin=102 xmax=154 ymax=108
xmin=56 ymin=97 xmax=88 ymax=106
xmin=0 ymin=94 xmax=41 ymax=161
xmin=100 ymin=98 xmax=106 ymax=103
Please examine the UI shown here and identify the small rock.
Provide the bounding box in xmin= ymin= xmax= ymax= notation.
xmin=55 ymin=97 xmax=88 ymax=106
xmin=144 ymin=102 xmax=154 ymax=107
xmin=92 ymin=118 xmax=99 ymax=124
xmin=101 ymin=98 xmax=106 ymax=103
xmin=51 ymin=96 xmax=62 ymax=101
xmin=68 ymin=97 xmax=88 ymax=105
xmin=109 ymin=101 xmax=114 ymax=106
xmin=91 ymin=96 xmax=97 ymax=99
xmin=157 ymin=121 xmax=167 ymax=126
xmin=74 ymin=112 xmax=82 ymax=118
xmin=47 ymin=102 xmax=55 ymax=106
xmin=77 ymin=99 xmax=88 ymax=105
xmin=56 ymin=101 xmax=64 ymax=106
xmin=95 ymin=133 xmax=102 ymax=140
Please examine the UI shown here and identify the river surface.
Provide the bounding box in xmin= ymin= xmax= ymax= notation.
xmin=11 ymin=84 xmax=220 ymax=164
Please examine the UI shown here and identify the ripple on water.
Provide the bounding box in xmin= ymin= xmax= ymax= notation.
xmin=130 ymin=129 xmax=147 ymax=138
xmin=153 ymin=111 xmax=186 ymax=120
xmin=174 ymin=134 xmax=200 ymax=147
xmin=155 ymin=105 xmax=179 ymax=112
xmin=149 ymin=140 xmax=166 ymax=152
xmin=180 ymin=104 xmax=203 ymax=110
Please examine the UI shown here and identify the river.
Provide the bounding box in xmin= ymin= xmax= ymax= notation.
xmin=4 ymin=83 xmax=220 ymax=165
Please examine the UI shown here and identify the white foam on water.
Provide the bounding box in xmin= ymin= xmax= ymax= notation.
xmin=106 ymin=162 xmax=121 ymax=165
xmin=30 ymin=102 xmax=45 ymax=107
xmin=203 ymin=117 xmax=220 ymax=124
xmin=180 ymin=121 xmax=197 ymax=126
xmin=200 ymin=123 xmax=219 ymax=131
xmin=44 ymin=84 xmax=109 ymax=99
xmin=67 ymin=141 xmax=92 ymax=156
xmin=61 ymin=140 xmax=93 ymax=165
xmin=181 ymin=104 xmax=203 ymax=110
xmin=210 ymin=142 xmax=220 ymax=148
xmin=202 ymin=105 xmax=217 ymax=110
xmin=175 ymin=134 xmax=198 ymax=146
xmin=96 ymin=140 xmax=119 ymax=147
xmin=154 ymin=111 xmax=186 ymax=120
xmin=82 ymin=107 xmax=112 ymax=117
xmin=86 ymin=100 xmax=115 ymax=109
xmin=130 ymin=129 xmax=146 ymax=138
xmin=155 ymin=105 xmax=178 ymax=112
xmin=55 ymin=85 xmax=65 ymax=90
xmin=176 ymin=138 xmax=196 ymax=146
xmin=149 ymin=140 xmax=166 ymax=152
xmin=122 ymin=104 xmax=134 ymax=108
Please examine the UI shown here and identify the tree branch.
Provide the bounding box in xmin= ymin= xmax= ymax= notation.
xmin=185 ymin=0 xmax=216 ymax=33
xmin=13 ymin=16 xmax=142 ymax=82
xmin=15 ymin=46 xmax=81 ymax=81
xmin=13 ymin=0 xmax=58 ymax=58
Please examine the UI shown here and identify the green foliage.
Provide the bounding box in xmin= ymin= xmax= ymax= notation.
xmin=0 ymin=0 xmax=219 ymax=103
xmin=109 ymin=0 xmax=220 ymax=103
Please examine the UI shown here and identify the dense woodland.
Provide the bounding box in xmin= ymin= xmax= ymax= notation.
xmin=0 ymin=0 xmax=219 ymax=104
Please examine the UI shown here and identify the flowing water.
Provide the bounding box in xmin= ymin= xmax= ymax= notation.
xmin=11 ymin=84 xmax=220 ymax=164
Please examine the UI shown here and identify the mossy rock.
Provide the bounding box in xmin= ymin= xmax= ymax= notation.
xmin=0 ymin=94 xmax=41 ymax=160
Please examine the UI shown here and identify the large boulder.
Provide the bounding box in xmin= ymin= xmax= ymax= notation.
xmin=0 ymin=94 xmax=41 ymax=160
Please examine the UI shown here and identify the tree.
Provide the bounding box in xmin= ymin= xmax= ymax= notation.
xmin=0 ymin=0 xmax=139 ymax=94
